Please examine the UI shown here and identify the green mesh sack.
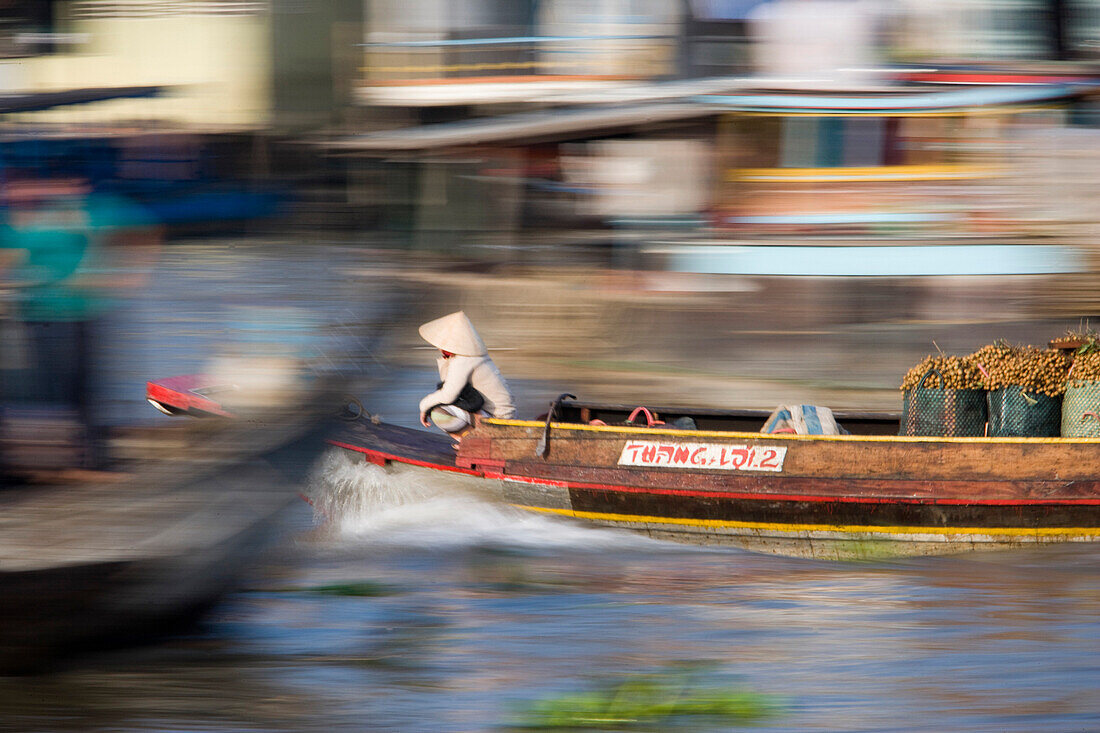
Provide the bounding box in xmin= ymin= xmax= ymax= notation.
xmin=987 ymin=386 xmax=1062 ymax=437
xmin=1061 ymin=380 xmax=1100 ymax=438
xmin=900 ymin=369 xmax=987 ymax=437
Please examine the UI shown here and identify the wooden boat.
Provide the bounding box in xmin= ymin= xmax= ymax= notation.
xmin=331 ymin=397 xmax=1100 ymax=561
xmin=0 ymin=395 xmax=336 ymax=674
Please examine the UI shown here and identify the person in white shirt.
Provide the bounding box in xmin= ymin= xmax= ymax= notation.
xmin=417 ymin=311 xmax=516 ymax=437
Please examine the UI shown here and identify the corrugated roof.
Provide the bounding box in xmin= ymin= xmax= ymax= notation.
xmin=0 ymin=86 xmax=161 ymax=114
xmin=695 ymin=84 xmax=1094 ymax=114
xmin=329 ymin=82 xmax=1099 ymax=152
xmin=328 ymin=102 xmax=712 ymax=151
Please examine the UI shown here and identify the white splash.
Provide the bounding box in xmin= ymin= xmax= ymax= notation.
xmin=307 ymin=448 xmax=436 ymax=522
xmin=304 ymin=449 xmax=660 ymax=551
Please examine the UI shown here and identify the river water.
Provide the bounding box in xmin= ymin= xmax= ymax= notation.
xmin=2 ymin=467 xmax=1098 ymax=732
xmin=1 ymin=241 xmax=1098 ymax=731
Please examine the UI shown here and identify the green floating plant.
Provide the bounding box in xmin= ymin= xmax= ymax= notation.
xmin=511 ymin=668 xmax=781 ymax=730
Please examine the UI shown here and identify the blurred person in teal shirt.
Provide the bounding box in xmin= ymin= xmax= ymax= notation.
xmin=0 ymin=177 xmax=160 ymax=471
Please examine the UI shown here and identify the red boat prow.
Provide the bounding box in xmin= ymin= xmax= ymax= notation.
xmin=145 ymin=374 xmax=237 ymax=418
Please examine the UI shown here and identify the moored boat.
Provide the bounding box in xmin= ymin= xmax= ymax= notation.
xmin=332 ymin=398 xmax=1100 ymax=561
xmin=0 ymin=395 xmax=336 ymax=674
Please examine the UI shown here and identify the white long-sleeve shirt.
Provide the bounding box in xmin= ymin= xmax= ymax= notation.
xmin=418 ymin=354 xmax=516 ymax=419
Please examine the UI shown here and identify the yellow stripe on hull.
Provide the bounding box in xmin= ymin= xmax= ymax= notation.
xmin=515 ymin=505 xmax=1100 ymax=541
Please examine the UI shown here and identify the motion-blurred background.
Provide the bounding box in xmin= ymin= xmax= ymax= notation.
xmin=4 ymin=0 xmax=1100 ymax=419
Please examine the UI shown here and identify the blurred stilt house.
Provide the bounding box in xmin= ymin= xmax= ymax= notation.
xmin=326 ymin=0 xmax=1100 ymax=319
xmin=0 ymin=0 xmax=353 ymax=233
xmin=6 ymin=0 xmax=1100 ymax=295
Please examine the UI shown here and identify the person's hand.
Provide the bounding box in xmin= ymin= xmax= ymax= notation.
xmin=420 ymin=411 xmax=431 ymax=428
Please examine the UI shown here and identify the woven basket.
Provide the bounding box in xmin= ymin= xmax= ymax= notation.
xmin=987 ymin=386 xmax=1062 ymax=438
xmin=900 ymin=369 xmax=987 ymax=437
xmin=1061 ymin=380 xmax=1100 ymax=438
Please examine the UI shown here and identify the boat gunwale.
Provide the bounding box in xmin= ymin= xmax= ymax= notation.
xmin=483 ymin=418 xmax=1100 ymax=444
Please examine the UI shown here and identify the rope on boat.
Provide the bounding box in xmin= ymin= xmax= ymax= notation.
xmin=536 ymin=393 xmax=577 ymax=458
xmin=339 ymin=396 xmax=366 ymax=421
xmin=626 ymin=406 xmax=664 ymax=427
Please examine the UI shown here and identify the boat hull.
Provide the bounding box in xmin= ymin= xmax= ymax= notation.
xmin=332 ymin=416 xmax=1100 ymax=561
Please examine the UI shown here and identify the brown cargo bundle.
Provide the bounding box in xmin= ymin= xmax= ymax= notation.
xmin=971 ymin=342 xmax=1068 ymax=437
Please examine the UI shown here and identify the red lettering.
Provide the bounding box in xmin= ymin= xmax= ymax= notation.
xmin=626 ymin=442 xmax=783 ymax=471
xmin=729 ymin=448 xmax=749 ymax=468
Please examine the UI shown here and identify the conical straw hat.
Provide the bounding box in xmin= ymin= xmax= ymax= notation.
xmin=418 ymin=311 xmax=487 ymax=356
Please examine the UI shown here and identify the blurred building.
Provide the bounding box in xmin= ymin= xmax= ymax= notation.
xmin=0 ymin=0 xmax=367 ymax=232
xmin=332 ymin=0 xmax=1100 ymax=290
xmin=339 ymin=0 xmax=722 ymax=243
xmin=0 ymin=1 xmax=271 ymax=127
xmin=4 ymin=0 xmax=1100 ymax=292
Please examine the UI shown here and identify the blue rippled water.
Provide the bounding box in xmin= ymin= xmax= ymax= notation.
xmin=5 ymin=459 xmax=1098 ymax=732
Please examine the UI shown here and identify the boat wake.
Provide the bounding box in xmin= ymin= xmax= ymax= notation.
xmin=304 ymin=449 xmax=660 ymax=552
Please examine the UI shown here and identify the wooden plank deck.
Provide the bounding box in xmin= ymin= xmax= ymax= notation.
xmin=333 ymin=417 xmax=461 ymax=468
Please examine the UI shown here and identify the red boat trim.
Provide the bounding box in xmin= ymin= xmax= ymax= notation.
xmin=900 ymin=72 xmax=1094 ymax=85
xmin=484 ymin=471 xmax=569 ymax=488
xmin=328 ymin=440 xmax=484 ymax=477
